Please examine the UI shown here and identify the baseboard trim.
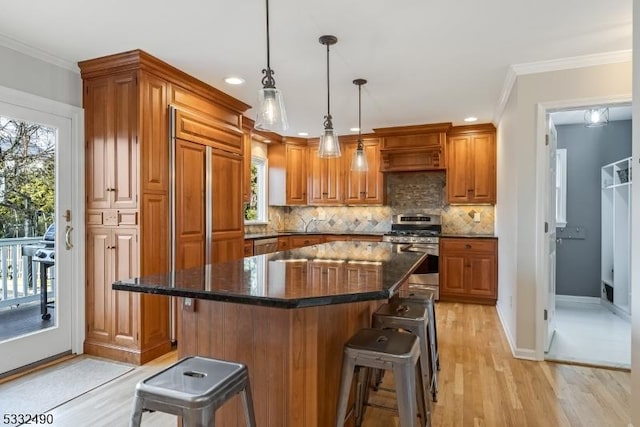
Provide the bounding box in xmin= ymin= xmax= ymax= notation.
xmin=600 ymin=299 xmax=631 ymax=322
xmin=555 ymin=295 xmax=601 ymax=305
xmin=495 ymin=304 xmax=538 ymax=361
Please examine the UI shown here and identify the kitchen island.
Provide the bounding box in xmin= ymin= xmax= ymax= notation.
xmin=113 ymin=241 xmax=425 ymax=427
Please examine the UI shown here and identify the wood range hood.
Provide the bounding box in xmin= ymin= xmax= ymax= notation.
xmin=374 ymin=122 xmax=451 ymax=172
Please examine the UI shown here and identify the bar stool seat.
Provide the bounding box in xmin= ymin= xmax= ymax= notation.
xmin=335 ymin=328 xmax=430 ymax=427
xmin=130 ymin=356 xmax=256 ymax=427
xmin=373 ymin=301 xmax=437 ymax=402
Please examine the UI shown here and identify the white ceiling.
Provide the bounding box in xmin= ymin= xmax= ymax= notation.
xmin=0 ymin=0 xmax=632 ymax=137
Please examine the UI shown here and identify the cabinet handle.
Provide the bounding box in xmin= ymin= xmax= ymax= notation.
xmin=465 ymin=244 xmax=472 ymax=249
xmin=467 ymin=189 xmax=473 ymax=193
xmin=322 ymin=192 xmax=328 ymax=195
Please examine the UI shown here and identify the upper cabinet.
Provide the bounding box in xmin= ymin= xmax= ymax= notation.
xmin=268 ymin=138 xmax=308 ymax=205
xmin=84 ymin=73 xmax=138 ymax=211
xmin=376 ymin=123 xmax=450 ymax=172
xmin=446 ymin=124 xmax=496 ymax=204
xmin=342 ymin=137 xmax=384 ymax=205
xmin=308 ymin=141 xmax=342 ymax=205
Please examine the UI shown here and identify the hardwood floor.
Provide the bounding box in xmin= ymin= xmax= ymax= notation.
xmin=39 ymin=302 xmax=629 ymax=426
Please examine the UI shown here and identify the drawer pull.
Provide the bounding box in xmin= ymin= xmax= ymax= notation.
xmin=465 ymin=244 xmax=472 ymax=249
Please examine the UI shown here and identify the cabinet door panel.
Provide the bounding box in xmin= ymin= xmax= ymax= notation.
xmin=141 ymin=74 xmax=169 ymax=192
xmin=112 ymin=229 xmax=138 ymax=347
xmin=140 ymin=194 xmax=169 ymax=275
xmin=286 ymin=144 xmax=307 ymax=204
xmin=471 ymin=133 xmax=496 ymax=203
xmin=85 ymin=79 xmax=112 ymax=209
xmin=440 ymin=254 xmax=466 ymax=295
xmin=86 ymin=228 xmax=111 ymax=342
xmin=212 ymin=149 xmax=243 ymax=234
xmin=363 ymin=142 xmax=383 ymax=203
xmin=112 ymin=75 xmax=138 ymax=209
xmin=467 ymin=254 xmax=497 ymax=298
xmin=446 ymin=135 xmax=470 ymax=203
xmin=175 ymin=139 xmax=206 ymax=270
xmin=342 ymin=143 xmax=363 ymax=203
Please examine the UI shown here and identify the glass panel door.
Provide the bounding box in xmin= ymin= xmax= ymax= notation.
xmin=0 ymin=101 xmax=73 ymax=374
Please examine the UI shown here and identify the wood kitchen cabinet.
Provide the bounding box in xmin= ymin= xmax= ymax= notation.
xmin=268 ymin=139 xmax=308 ymax=205
xmin=440 ymin=237 xmax=498 ymax=305
xmin=446 ymin=124 xmax=496 ymax=204
xmin=289 ymin=235 xmax=323 ymax=249
xmin=80 ymin=49 xmax=249 ymax=364
xmin=308 ymin=141 xmax=342 ymax=205
xmin=342 ymin=137 xmax=384 ymax=205
xmin=376 ymin=123 xmax=450 ymax=172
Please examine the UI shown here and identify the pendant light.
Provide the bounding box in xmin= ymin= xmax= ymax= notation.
xmin=318 ymin=35 xmax=341 ymax=158
xmin=255 ymin=0 xmax=288 ymax=131
xmin=351 ymin=79 xmax=369 ymax=171
xmin=584 ymin=107 xmax=609 ymax=127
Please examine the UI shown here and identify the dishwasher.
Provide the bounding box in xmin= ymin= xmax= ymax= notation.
xmin=253 ymin=237 xmax=279 ymax=255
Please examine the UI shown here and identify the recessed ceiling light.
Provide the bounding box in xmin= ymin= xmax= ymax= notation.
xmin=298 ymin=132 xmax=309 ymax=136
xmin=464 ymin=116 xmax=478 ymax=122
xmin=263 ymin=139 xmax=271 ymax=143
xmin=224 ymin=76 xmax=245 ymax=85
xmin=350 ymin=127 xmax=360 ymax=132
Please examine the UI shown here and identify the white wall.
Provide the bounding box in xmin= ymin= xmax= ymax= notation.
xmin=497 ymin=62 xmax=632 ymax=354
xmin=495 ymin=83 xmax=522 ymax=354
xmin=631 ymin=2 xmax=640 ymax=425
xmin=0 ymin=44 xmax=81 ymax=107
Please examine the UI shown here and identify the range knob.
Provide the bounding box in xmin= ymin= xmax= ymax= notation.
xmin=36 ymin=250 xmax=47 ymax=258
xmin=50 ymin=252 xmax=55 ymax=260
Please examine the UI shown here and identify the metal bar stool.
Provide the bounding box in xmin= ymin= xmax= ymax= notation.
xmin=130 ymin=356 xmax=256 ymax=427
xmin=335 ymin=328 xmax=430 ymax=427
xmin=373 ymin=301 xmax=437 ymax=402
xmin=399 ymin=291 xmax=440 ymax=391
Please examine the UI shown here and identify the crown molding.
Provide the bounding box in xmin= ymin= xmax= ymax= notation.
xmin=493 ymin=50 xmax=632 ymax=125
xmin=0 ymin=32 xmax=79 ymax=74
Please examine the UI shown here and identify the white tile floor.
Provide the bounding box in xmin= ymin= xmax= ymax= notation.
xmin=545 ymin=300 xmax=631 ymax=369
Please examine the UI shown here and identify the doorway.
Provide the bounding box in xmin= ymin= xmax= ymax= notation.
xmin=543 ymin=104 xmax=632 ymax=368
xmin=0 ymin=86 xmax=84 ymax=375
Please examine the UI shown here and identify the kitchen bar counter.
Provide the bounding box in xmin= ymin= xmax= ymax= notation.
xmin=113 ymin=241 xmax=424 ymax=427
xmin=244 ymin=231 xmax=386 ymax=240
xmin=113 ymin=241 xmax=424 ymax=308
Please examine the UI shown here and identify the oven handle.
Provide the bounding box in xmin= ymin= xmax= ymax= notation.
xmin=401 ymin=244 xmax=439 ymax=255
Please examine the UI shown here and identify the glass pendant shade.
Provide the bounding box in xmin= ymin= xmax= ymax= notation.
xmin=351 ymin=143 xmax=369 ymax=171
xmin=318 ymin=127 xmax=341 ymax=157
xmin=255 ymin=87 xmax=288 ymax=131
xmin=584 ymin=107 xmax=609 ymax=127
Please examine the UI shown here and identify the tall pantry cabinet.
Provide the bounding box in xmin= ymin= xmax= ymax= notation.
xmin=79 ymin=50 xmax=249 ymax=364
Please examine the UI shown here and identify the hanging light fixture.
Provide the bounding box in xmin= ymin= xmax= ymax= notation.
xmin=318 ymin=35 xmax=341 ymax=158
xmin=255 ymin=0 xmax=288 ymax=131
xmin=351 ymin=78 xmax=368 ymax=171
xmin=584 ymin=107 xmax=609 ymax=127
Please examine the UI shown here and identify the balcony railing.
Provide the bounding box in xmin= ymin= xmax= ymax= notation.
xmin=0 ymin=237 xmax=44 ymax=309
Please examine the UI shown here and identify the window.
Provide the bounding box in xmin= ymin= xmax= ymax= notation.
xmin=555 ymin=148 xmax=567 ymax=227
xmin=244 ymin=156 xmax=267 ymax=223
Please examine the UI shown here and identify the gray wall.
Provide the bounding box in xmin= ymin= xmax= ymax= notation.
xmin=0 ymin=44 xmax=82 ymax=107
xmin=556 ymin=119 xmax=632 ymax=297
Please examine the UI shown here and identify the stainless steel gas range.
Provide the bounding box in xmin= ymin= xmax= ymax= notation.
xmin=382 ymin=214 xmax=441 ymax=300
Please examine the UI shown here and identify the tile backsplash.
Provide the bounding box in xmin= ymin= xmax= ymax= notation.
xmin=244 ymin=171 xmax=494 ymax=235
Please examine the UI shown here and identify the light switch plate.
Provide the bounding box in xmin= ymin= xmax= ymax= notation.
xmin=473 ymin=212 xmax=481 ymax=223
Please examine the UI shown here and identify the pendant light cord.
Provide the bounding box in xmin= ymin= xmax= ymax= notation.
xmin=358 ymin=83 xmax=362 ymax=147
xmin=326 ymin=42 xmax=331 ymax=122
xmin=262 ymin=0 xmax=275 ymax=88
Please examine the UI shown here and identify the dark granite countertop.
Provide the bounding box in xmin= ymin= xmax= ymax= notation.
xmin=113 ymin=241 xmax=425 ymax=309
xmin=244 ymin=231 xmax=386 ymax=240
xmin=440 ymin=234 xmax=497 ymax=239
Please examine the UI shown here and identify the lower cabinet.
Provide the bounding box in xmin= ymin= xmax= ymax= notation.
xmin=85 ymin=227 xmax=170 ymax=364
xmin=440 ymin=237 xmax=498 ymax=305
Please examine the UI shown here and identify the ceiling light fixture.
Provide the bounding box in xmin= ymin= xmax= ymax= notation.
xmin=224 ymin=76 xmax=245 ymax=85
xmin=584 ymin=107 xmax=609 ymax=127
xmin=297 ymin=132 xmax=309 ymax=136
xmin=350 ymin=127 xmax=360 ymax=132
xmin=318 ymin=35 xmax=341 ymax=158
xmin=255 ymin=0 xmax=288 ymax=132
xmin=351 ymin=78 xmax=368 ymax=171
xmin=464 ymin=116 xmax=478 ymax=122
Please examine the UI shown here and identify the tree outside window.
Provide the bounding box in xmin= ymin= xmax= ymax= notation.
xmin=0 ymin=117 xmax=55 ymax=238
xmin=244 ymin=157 xmax=267 ymax=223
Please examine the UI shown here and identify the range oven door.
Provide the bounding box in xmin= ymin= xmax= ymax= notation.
xmin=402 ymin=243 xmax=440 ymax=299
